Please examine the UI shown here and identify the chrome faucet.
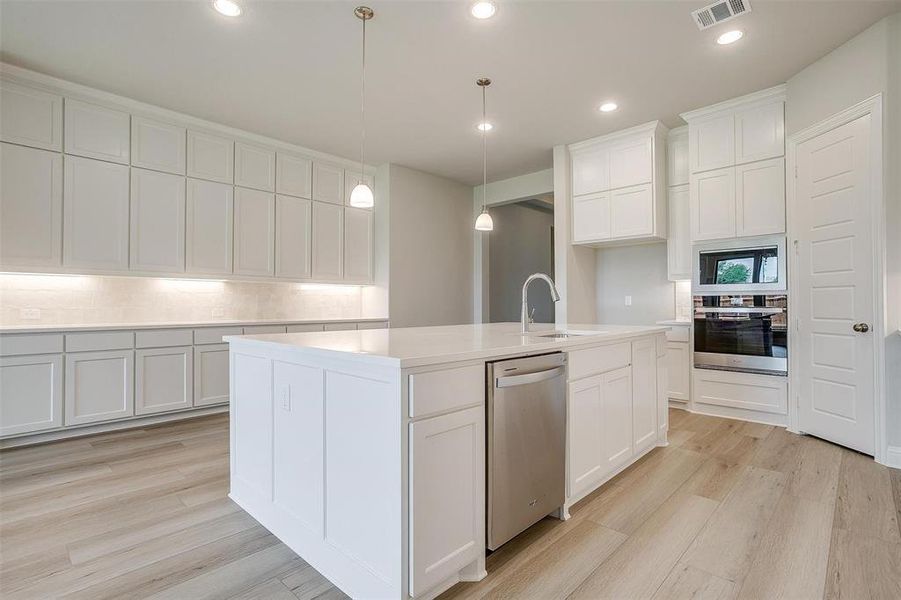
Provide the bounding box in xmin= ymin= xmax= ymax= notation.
xmin=521 ymin=273 xmax=561 ymax=334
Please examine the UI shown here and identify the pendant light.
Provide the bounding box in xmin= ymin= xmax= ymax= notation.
xmin=474 ymin=78 xmax=494 ymax=231
xmin=350 ymin=6 xmax=375 ymax=208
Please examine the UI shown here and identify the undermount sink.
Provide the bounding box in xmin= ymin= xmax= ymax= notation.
xmin=530 ymin=330 xmax=603 ymax=339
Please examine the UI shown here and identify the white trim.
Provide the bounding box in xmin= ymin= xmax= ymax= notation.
xmin=568 ymin=120 xmax=668 ymax=152
xmin=786 ymin=94 xmax=887 ymax=464
xmin=885 ymin=446 xmax=901 ymax=469
xmin=680 ymin=84 xmax=786 ymax=122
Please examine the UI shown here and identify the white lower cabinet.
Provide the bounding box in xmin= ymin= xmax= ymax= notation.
xmin=135 ymin=346 xmax=193 ymax=415
xmin=601 ymin=366 xmax=633 ymax=471
xmin=64 ymin=349 xmax=134 ymax=426
xmin=409 ymin=405 xmax=484 ymax=597
xmin=0 ymin=354 xmax=63 ymax=436
xmin=665 ymin=341 xmax=691 ymax=405
xmin=631 ymin=338 xmax=657 ymax=454
xmin=193 ymin=343 xmax=230 ymax=406
xmin=693 ymin=368 xmax=787 ymax=416
xmin=567 ymin=374 xmax=605 ymax=497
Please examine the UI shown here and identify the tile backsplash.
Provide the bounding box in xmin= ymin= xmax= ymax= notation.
xmin=675 ymin=280 xmax=692 ymax=320
xmin=0 ymin=274 xmax=374 ymax=326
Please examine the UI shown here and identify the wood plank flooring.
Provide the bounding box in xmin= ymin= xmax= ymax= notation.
xmin=1 ymin=410 xmax=899 ymax=599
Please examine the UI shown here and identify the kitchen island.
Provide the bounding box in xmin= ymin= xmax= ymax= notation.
xmin=225 ymin=322 xmax=668 ymax=600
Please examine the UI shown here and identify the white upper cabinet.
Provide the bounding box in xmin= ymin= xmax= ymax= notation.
xmin=187 ymin=130 xmax=234 ymax=184
xmin=689 ymin=113 xmax=734 ymax=173
xmin=63 ymin=156 xmax=130 ymax=270
xmin=186 ymin=179 xmax=233 ymax=275
xmin=235 ymin=142 xmax=275 ymax=192
xmin=64 ymin=99 xmax=130 ymax=164
xmin=735 ymin=101 xmax=784 ymax=164
xmin=312 ymin=201 xmax=343 ymax=280
xmin=0 ymin=143 xmax=62 ymax=266
xmin=610 ymin=183 xmax=655 ymax=239
xmin=735 ymin=158 xmax=785 ymax=237
xmin=131 ymin=116 xmax=186 ymax=175
xmin=276 ymin=152 xmax=312 ymax=199
xmin=666 ymin=185 xmax=691 ymax=281
xmin=572 ymin=192 xmax=610 ymax=243
xmin=0 ymin=79 xmax=62 ymax=151
xmin=275 ymin=195 xmax=312 ymax=279
xmin=609 ymin=137 xmax=652 ymax=189
xmin=343 ymin=171 xmax=374 ymax=208
xmin=666 ymin=127 xmax=689 ymax=187
xmin=234 ymin=187 xmax=275 ymax=277
xmin=344 ymin=207 xmax=372 ymax=282
xmin=571 ymin=144 xmax=609 ymax=197
xmin=690 ymin=167 xmax=736 ymax=241
xmin=130 ymin=168 xmax=186 ymax=273
xmin=312 ymin=162 xmax=345 ymax=205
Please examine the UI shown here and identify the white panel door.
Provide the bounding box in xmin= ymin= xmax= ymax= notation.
xmin=235 ymin=142 xmax=275 ymax=192
xmin=233 ymin=187 xmax=275 ymax=277
xmin=344 ymin=171 xmax=375 ymax=207
xmin=571 ymin=191 xmax=610 ymax=243
xmin=0 ymin=354 xmax=63 ymax=436
xmin=690 ymin=114 xmax=734 ymax=173
xmin=567 ymin=375 xmax=605 ymax=497
xmin=312 ymin=201 xmax=344 ymax=280
xmin=610 ymin=183 xmax=653 ymax=238
xmin=193 ymin=343 xmax=229 ymax=406
xmin=667 ymin=185 xmax=691 ymax=280
xmin=186 ymin=130 xmax=234 ymax=184
xmin=276 ymin=152 xmax=312 ymax=199
xmin=344 ymin=207 xmax=372 ymax=282
xmin=690 ymin=167 xmax=735 ymax=241
xmin=795 ymin=113 xmax=875 ymax=455
xmin=312 ymin=162 xmax=344 ymax=205
xmin=131 ymin=116 xmax=186 ymax=175
xmin=602 ymin=366 xmax=633 ymax=471
xmin=665 ymin=342 xmax=690 ymax=402
xmin=64 ymin=349 xmax=134 ymax=426
xmin=666 ymin=131 xmax=689 ymax=186
xmin=571 ymin=145 xmax=609 ymax=196
xmin=631 ymin=338 xmax=657 ymax=454
xmin=275 ymin=195 xmax=312 ymax=279
xmin=130 ymin=168 xmax=186 ymax=273
xmin=64 ymin=99 xmax=130 ymax=164
xmin=63 ymin=156 xmax=130 ymax=270
xmin=735 ymin=101 xmax=784 ymax=164
xmin=410 ymin=406 xmax=484 ymax=597
xmin=0 ymin=143 xmax=62 ymax=266
xmin=609 ymin=136 xmax=652 ymax=189
xmin=0 ymin=80 xmax=62 ymax=151
xmin=735 ymin=157 xmax=785 ymax=237
xmin=135 ymin=346 xmax=192 ymax=415
xmin=186 ymin=178 xmax=233 ymax=275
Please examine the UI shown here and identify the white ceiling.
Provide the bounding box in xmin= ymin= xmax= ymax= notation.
xmin=1 ymin=1 xmax=898 ymax=185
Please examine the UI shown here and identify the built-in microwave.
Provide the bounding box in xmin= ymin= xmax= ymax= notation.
xmin=693 ymin=236 xmax=786 ymax=294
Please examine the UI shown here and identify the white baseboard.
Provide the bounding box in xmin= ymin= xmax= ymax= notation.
xmin=882 ymin=446 xmax=901 ymax=469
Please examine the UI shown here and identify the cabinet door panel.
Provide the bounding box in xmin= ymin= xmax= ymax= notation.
xmin=572 ymin=192 xmax=610 ymax=243
xmin=186 ymin=179 xmax=233 ymax=274
xmin=567 ymin=375 xmax=605 ymax=497
xmin=690 ymin=114 xmax=734 ymax=173
xmin=410 ymin=406 xmax=484 ymax=597
xmin=312 ymin=162 xmax=344 ymax=205
xmin=690 ymin=167 xmax=735 ymax=241
xmin=275 ymin=195 xmax=312 ymax=279
xmin=610 ymin=183 xmax=653 ymax=238
xmin=276 ymin=153 xmax=312 ymax=199
xmin=130 ymin=168 xmax=186 ymax=272
xmin=234 ymin=188 xmax=275 ymax=276
xmin=63 ymin=156 xmax=130 ymax=270
xmin=735 ymin=101 xmax=784 ymax=164
xmin=344 ymin=207 xmax=372 ymax=282
xmin=667 ymin=185 xmax=691 ymax=281
xmin=235 ymin=142 xmax=275 ymax=192
xmin=135 ymin=346 xmax=192 ymax=415
xmin=0 ymin=80 xmax=62 ymax=151
xmin=609 ymin=137 xmax=652 ymax=189
xmin=571 ymin=145 xmax=609 ymax=196
xmin=665 ymin=342 xmax=690 ymax=402
xmin=631 ymin=339 xmax=657 ymax=454
xmin=0 ymin=354 xmax=63 ymax=436
xmin=64 ymin=99 xmax=130 ymax=164
xmin=666 ymin=131 xmax=689 ymax=187
xmin=187 ymin=131 xmax=233 ymax=184
xmin=312 ymin=201 xmax=343 ymax=280
xmin=65 ymin=350 xmax=134 ymax=426
xmin=131 ymin=116 xmax=186 ymax=175
xmin=735 ymin=158 xmax=785 ymax=237
xmin=602 ymin=366 xmax=633 ymax=471
xmin=193 ymin=343 xmax=229 ymax=406
xmin=0 ymin=143 xmax=62 ymax=266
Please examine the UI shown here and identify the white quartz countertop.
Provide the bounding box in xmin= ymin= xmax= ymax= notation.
xmin=656 ymin=319 xmax=691 ymax=326
xmin=225 ymin=322 xmax=668 ymax=368
xmin=0 ymin=317 xmax=387 ymax=334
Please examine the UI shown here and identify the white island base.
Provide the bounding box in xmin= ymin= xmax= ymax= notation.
xmin=226 ymin=323 xmax=668 ymax=599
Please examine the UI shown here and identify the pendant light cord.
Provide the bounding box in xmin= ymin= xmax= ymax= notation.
xmin=359 ymin=15 xmax=367 ymax=183
xmin=482 ymin=84 xmax=487 ymax=211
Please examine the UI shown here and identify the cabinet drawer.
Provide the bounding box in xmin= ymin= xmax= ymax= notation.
xmin=665 ymin=326 xmax=690 ymax=343
xmin=568 ymin=342 xmax=631 ymax=380
xmin=135 ymin=329 xmax=193 ymax=349
xmin=409 ymin=364 xmax=484 ymax=418
xmin=286 ymin=324 xmax=325 ymax=333
xmin=693 ymin=368 xmax=787 ymax=415
xmin=194 ymin=327 xmax=242 ymax=345
xmin=243 ymin=325 xmax=287 ymax=335
xmin=0 ymin=333 xmax=64 ymax=356
xmin=65 ymin=331 xmax=133 ymax=352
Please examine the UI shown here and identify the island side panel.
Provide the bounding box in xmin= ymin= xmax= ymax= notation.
xmin=228 ymin=342 xmax=404 ymax=599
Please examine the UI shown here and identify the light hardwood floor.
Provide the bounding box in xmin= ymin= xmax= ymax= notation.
xmin=1 ymin=410 xmax=899 ymax=599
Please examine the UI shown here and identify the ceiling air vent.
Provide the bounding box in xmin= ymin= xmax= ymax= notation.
xmin=692 ymin=0 xmax=751 ymax=30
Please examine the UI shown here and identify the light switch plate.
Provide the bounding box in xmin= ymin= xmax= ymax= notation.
xmin=20 ymin=308 xmax=41 ymax=320
xmin=624 ymin=296 xmax=632 ymax=306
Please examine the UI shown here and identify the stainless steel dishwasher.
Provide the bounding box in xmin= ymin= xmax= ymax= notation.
xmin=487 ymin=352 xmax=566 ymax=550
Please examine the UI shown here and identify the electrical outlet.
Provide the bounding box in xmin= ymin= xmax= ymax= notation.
xmin=20 ymin=308 xmax=41 ymax=320
xmin=280 ymin=386 xmax=291 ymax=411
xmin=624 ymin=296 xmax=632 ymax=307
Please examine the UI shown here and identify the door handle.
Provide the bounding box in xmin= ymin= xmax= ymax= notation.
xmin=496 ymin=366 xmax=565 ymax=388
xmin=852 ymin=323 xmax=870 ymax=333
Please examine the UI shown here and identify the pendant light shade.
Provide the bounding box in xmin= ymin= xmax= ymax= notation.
xmin=475 ymin=209 xmax=494 ymax=231
xmin=351 ymin=6 xmax=375 ymax=208
xmin=474 ymin=77 xmax=493 ymax=231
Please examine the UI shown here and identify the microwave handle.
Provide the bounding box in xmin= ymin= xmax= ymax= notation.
xmin=694 ymin=307 xmax=785 ymax=314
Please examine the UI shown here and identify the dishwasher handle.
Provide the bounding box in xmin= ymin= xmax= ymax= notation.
xmin=496 ymin=366 xmax=565 ymax=389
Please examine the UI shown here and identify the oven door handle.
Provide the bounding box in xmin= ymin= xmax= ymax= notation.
xmin=694 ymin=307 xmax=785 ymax=314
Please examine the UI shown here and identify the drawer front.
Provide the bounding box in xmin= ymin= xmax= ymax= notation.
xmin=65 ymin=331 xmax=134 ymax=353
xmin=243 ymin=325 xmax=287 ymax=335
xmin=135 ymin=328 xmax=193 ymax=348
xmin=568 ymin=342 xmax=631 ymax=380
xmin=0 ymin=333 xmax=64 ymax=356
xmin=665 ymin=326 xmax=690 ymax=343
xmin=693 ymin=369 xmax=787 ymax=415
xmin=286 ymin=323 xmax=325 ymax=333
xmin=409 ymin=364 xmax=484 ymax=419
xmin=194 ymin=327 xmax=243 ymax=345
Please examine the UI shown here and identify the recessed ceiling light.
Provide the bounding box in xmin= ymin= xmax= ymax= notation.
xmin=471 ymin=1 xmax=497 ymax=19
xmin=599 ymin=102 xmax=618 ymax=113
xmin=717 ymin=30 xmax=743 ymax=45
xmin=477 ymin=121 xmax=493 ymax=131
xmin=212 ymin=0 xmax=242 ymax=17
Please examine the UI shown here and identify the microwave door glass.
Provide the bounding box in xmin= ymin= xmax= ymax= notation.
xmin=699 ymin=247 xmax=779 ymax=286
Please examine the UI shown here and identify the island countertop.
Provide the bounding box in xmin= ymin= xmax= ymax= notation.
xmin=225 ymin=322 xmax=668 ymax=368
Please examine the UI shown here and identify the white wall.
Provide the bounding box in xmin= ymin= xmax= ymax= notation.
xmin=594 ymin=243 xmax=676 ymax=325
xmin=388 ymin=164 xmax=474 ymax=328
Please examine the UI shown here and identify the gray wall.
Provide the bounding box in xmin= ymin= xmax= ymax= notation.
xmin=595 ymin=242 xmax=675 ymax=325
xmin=488 ymin=202 xmax=555 ymax=323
